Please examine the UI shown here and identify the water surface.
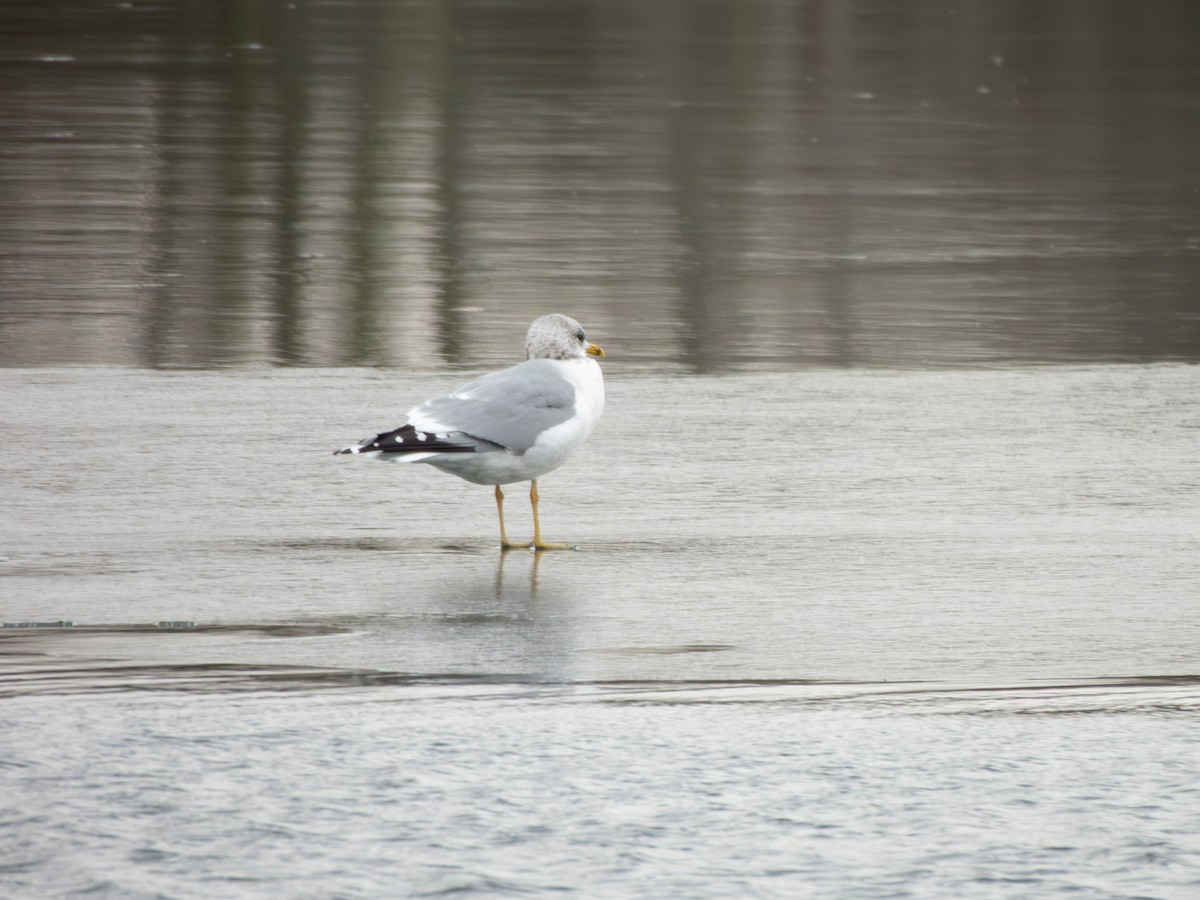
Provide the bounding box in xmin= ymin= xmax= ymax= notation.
xmin=2 ymin=0 xmax=1198 ymax=369
xmin=4 ymin=364 xmax=1200 ymax=896
xmin=3 ymin=1 xmax=1200 ymax=896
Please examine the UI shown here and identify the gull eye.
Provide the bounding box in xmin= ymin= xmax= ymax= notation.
xmin=575 ymin=330 xmax=586 ymax=342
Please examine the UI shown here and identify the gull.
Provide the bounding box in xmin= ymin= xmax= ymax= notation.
xmin=334 ymin=314 xmax=605 ymax=550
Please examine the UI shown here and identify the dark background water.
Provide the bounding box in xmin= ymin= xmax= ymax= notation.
xmin=2 ymin=0 xmax=1198 ymax=371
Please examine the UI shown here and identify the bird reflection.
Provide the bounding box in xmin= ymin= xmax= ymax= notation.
xmin=496 ymin=545 xmax=544 ymax=598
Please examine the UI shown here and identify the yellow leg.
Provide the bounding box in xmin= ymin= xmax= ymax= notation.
xmin=495 ymin=485 xmax=530 ymax=549
xmin=530 ymin=480 xmax=575 ymax=551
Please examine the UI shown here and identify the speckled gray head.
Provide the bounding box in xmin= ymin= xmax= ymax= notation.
xmin=524 ymin=314 xmax=606 ymax=361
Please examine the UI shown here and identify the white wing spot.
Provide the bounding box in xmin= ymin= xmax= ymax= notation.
xmin=395 ymin=435 xmax=404 ymax=443
xmin=372 ymin=442 xmax=380 ymax=448
xmin=416 ymin=432 xmax=428 ymax=442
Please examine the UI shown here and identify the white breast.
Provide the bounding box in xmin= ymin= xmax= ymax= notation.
xmin=520 ymin=356 xmax=604 ymax=472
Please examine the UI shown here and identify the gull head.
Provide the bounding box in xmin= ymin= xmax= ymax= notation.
xmin=524 ymin=314 xmax=606 ymax=361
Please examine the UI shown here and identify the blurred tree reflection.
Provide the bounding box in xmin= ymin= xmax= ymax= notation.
xmin=0 ymin=0 xmax=1197 ymax=368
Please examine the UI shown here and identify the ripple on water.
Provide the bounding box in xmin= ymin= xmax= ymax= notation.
xmin=2 ymin=667 xmax=1199 ymax=898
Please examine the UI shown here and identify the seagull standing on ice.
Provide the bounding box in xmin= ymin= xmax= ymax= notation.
xmin=334 ymin=314 xmax=606 ymax=550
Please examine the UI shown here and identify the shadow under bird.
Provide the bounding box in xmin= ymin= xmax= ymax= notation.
xmin=334 ymin=314 xmax=606 ymax=550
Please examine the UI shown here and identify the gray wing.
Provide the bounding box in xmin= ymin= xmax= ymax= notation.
xmin=407 ymin=358 xmax=576 ymax=453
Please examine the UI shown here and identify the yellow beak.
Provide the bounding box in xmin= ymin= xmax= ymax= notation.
xmin=586 ymin=342 xmax=606 ymax=358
